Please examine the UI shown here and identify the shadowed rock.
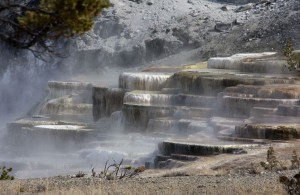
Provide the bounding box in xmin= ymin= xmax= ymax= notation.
xmin=158 ymin=140 xmax=253 ymax=156
xmin=235 ymin=124 xmax=300 ymax=140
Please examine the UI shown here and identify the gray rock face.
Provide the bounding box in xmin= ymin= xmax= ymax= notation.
xmin=64 ymin=0 xmax=300 ymax=73
xmin=129 ymin=0 xmax=143 ymax=4
xmin=215 ymin=0 xmax=260 ymax=4
xmin=70 ymin=0 xmax=246 ymax=69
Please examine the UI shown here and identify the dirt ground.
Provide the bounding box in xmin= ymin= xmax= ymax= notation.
xmin=1 ymin=140 xmax=299 ymax=195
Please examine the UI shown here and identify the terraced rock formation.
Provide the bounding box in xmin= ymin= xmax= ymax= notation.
xmin=5 ymin=52 xmax=300 ymax=173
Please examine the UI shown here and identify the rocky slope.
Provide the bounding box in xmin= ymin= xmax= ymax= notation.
xmin=66 ymin=0 xmax=300 ymax=71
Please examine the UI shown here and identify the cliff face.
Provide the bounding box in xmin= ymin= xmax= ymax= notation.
xmin=1 ymin=0 xmax=299 ymax=75
xmin=65 ymin=0 xmax=300 ymax=71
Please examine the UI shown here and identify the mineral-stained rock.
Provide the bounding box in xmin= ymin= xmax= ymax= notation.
xmin=276 ymin=104 xmax=300 ymax=117
xmin=235 ymin=124 xmax=300 ymax=140
xmin=119 ymin=72 xmax=172 ymax=91
xmin=158 ymin=140 xmax=252 ymax=156
xmin=92 ymin=87 xmax=127 ymax=121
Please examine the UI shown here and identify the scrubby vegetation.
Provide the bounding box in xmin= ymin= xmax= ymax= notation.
xmin=280 ymin=172 xmax=300 ymax=195
xmin=0 ymin=0 xmax=110 ymax=57
xmin=259 ymin=147 xmax=300 ymax=194
xmin=260 ymin=147 xmax=285 ymax=170
xmin=0 ymin=166 xmax=14 ymax=180
xmin=260 ymin=147 xmax=300 ymax=171
xmin=93 ymin=159 xmax=145 ymax=180
xmin=283 ymin=40 xmax=300 ymax=73
xmin=278 ymin=149 xmax=300 ymax=195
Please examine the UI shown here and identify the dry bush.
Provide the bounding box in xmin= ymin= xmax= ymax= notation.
xmin=260 ymin=147 xmax=282 ymax=170
xmin=291 ymin=150 xmax=300 ymax=170
xmin=91 ymin=159 xmax=145 ymax=180
xmin=280 ymin=172 xmax=300 ymax=195
xmin=283 ymin=40 xmax=300 ymax=72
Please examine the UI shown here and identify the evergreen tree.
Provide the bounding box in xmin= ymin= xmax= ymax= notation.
xmin=0 ymin=0 xmax=110 ymax=57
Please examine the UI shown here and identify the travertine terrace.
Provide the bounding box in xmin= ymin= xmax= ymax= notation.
xmin=5 ymin=52 xmax=300 ymax=174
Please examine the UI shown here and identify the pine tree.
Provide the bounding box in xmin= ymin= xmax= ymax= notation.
xmin=0 ymin=0 xmax=110 ymax=57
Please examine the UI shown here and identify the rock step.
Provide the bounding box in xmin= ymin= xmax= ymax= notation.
xmin=123 ymin=104 xmax=175 ymax=127
xmin=218 ymin=92 xmax=256 ymax=98
xmin=124 ymin=91 xmax=216 ymax=108
xmin=235 ymin=124 xmax=300 ymax=140
xmin=245 ymin=115 xmax=300 ymax=124
xmin=146 ymin=118 xmax=177 ymax=132
xmin=213 ymin=124 xmax=235 ymax=133
xmin=48 ymin=81 xmax=93 ymax=90
xmin=251 ymin=107 xmax=276 ymax=116
xmin=47 ymin=81 xmax=93 ymax=99
xmin=147 ymin=117 xmax=212 ymax=133
xmin=7 ymin=119 xmax=89 ymax=131
xmin=170 ymin=153 xmax=199 ymax=161
xmin=239 ymin=115 xmax=300 ymax=140
xmin=209 ymin=117 xmax=244 ymax=133
xmin=207 ymin=52 xmax=277 ymax=70
xmin=276 ymin=104 xmax=300 ymax=117
xmin=123 ymin=104 xmax=212 ymax=127
xmin=217 ymin=135 xmax=268 ymax=144
xmin=224 ymin=84 xmax=300 ymax=99
xmin=93 ymin=87 xmax=127 ymax=121
xmin=207 ymin=52 xmax=293 ymax=74
xmin=40 ymin=103 xmax=92 ymax=115
xmin=158 ymin=140 xmax=254 ymax=156
xmin=175 ymin=94 xmax=217 ymax=107
xmin=224 ymin=85 xmax=261 ymax=95
xmin=123 ymin=91 xmax=174 ymax=106
xmin=239 ymin=59 xmax=290 ymax=74
xmin=154 ymin=154 xmax=171 ymax=162
xmin=209 ymin=117 xmax=244 ymax=126
xmin=154 ymin=154 xmax=197 ymax=169
xmin=166 ymin=70 xmax=299 ymax=96
xmin=218 ymin=128 xmax=235 ymax=137
xmin=6 ymin=122 xmax=96 ymax=150
xmin=174 ymin=107 xmax=213 ymax=119
xmin=177 ymin=120 xmax=212 ymax=133
xmin=119 ymin=72 xmax=172 ymax=91
xmin=161 ymin=88 xmax=182 ymax=94
xmin=220 ymin=96 xmax=298 ymax=117
xmin=48 ymin=114 xmax=94 ymax=123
